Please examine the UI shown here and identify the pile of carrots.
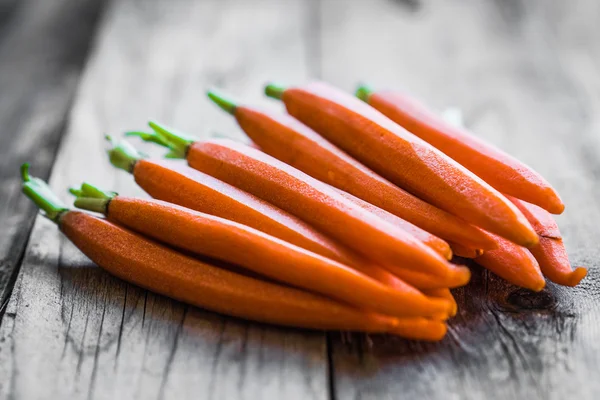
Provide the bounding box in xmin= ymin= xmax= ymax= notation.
xmin=22 ymin=81 xmax=586 ymax=342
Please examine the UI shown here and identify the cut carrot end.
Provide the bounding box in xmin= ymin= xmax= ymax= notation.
xmin=355 ymin=84 xmax=374 ymax=102
xmin=448 ymin=266 xmax=471 ymax=288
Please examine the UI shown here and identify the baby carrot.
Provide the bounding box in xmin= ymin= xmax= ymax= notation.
xmin=475 ymin=234 xmax=545 ymax=291
xmin=207 ymin=89 xmax=495 ymax=251
xmin=393 ymin=265 xmax=471 ymax=290
xmin=106 ymin=138 xmax=359 ymax=268
xmin=449 ymin=242 xmax=483 ymax=259
xmin=265 ymin=82 xmax=537 ymax=247
xmin=421 ymin=288 xmax=457 ymax=317
xmin=129 ymin=126 xmax=455 ymax=279
xmin=70 ymin=183 xmax=451 ymax=318
xmin=20 ymin=165 xmax=403 ymax=333
xmin=331 ymin=186 xmax=452 ymax=260
xmin=508 ymin=196 xmax=586 ymax=286
xmin=356 ymin=85 xmax=564 ymax=215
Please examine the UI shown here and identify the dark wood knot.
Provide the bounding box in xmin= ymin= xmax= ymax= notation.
xmin=506 ymin=288 xmax=555 ymax=310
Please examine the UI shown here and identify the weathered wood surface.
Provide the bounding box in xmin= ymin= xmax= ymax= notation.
xmin=0 ymin=0 xmax=105 ymax=317
xmin=0 ymin=0 xmax=599 ymax=399
xmin=0 ymin=0 xmax=328 ymax=399
xmin=321 ymin=0 xmax=600 ymax=399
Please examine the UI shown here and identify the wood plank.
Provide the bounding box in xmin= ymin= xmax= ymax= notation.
xmin=0 ymin=0 xmax=106 ymax=317
xmin=0 ymin=0 xmax=328 ymax=399
xmin=320 ymin=0 xmax=600 ymax=398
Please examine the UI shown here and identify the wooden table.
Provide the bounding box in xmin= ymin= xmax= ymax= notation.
xmin=1 ymin=0 xmax=599 ymax=398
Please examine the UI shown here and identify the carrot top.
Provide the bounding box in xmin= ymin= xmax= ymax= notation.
xmin=207 ymin=89 xmax=238 ymax=115
xmin=20 ymin=163 xmax=69 ymax=223
xmin=125 ymin=122 xmax=194 ymax=159
xmin=355 ymin=84 xmax=374 ymax=103
xmin=69 ymin=182 xmax=116 ymax=214
xmin=264 ymin=83 xmax=286 ymax=100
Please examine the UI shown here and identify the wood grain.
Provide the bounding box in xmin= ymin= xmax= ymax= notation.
xmin=0 ymin=0 xmax=105 ymax=318
xmin=0 ymin=0 xmax=328 ymax=399
xmin=320 ymin=0 xmax=600 ymax=399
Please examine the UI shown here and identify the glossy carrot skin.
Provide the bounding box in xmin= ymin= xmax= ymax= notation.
xmin=392 ymin=265 xmax=471 ymax=290
xmin=365 ymin=90 xmax=564 ymax=214
xmin=234 ymin=106 xmax=495 ymax=250
xmin=332 ymin=187 xmax=452 ymax=260
xmin=59 ymin=211 xmax=401 ymax=332
xmin=131 ymin=159 xmax=357 ymax=267
xmin=508 ymin=197 xmax=586 ymax=286
xmin=391 ymin=318 xmax=447 ymax=341
xmin=186 ymin=139 xmax=454 ymax=278
xmin=105 ymin=197 xmax=450 ymax=318
xmin=475 ymin=234 xmax=545 ymax=291
xmin=277 ymin=82 xmax=537 ymax=247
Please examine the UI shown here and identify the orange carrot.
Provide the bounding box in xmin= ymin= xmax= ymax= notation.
xmin=207 ymin=89 xmax=495 ymax=251
xmin=449 ymin=242 xmax=483 ymax=259
xmin=422 ymin=288 xmax=457 ymax=317
xmin=20 ymin=165 xmax=405 ymax=334
xmin=356 ymin=85 xmax=564 ymax=214
xmin=106 ymin=139 xmax=360 ymax=269
xmin=128 ymin=126 xmax=455 ymax=279
xmin=508 ymin=196 xmax=586 ymax=286
xmin=330 ymin=186 xmax=452 ymax=260
xmin=475 ymin=234 xmax=545 ymax=291
xmin=391 ymin=318 xmax=448 ymax=341
xmin=265 ymin=82 xmax=537 ymax=247
xmin=70 ymin=184 xmax=451 ymax=318
xmin=393 ymin=265 xmax=471 ymax=290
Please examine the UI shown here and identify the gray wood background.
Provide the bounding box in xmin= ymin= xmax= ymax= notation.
xmin=0 ymin=0 xmax=598 ymax=399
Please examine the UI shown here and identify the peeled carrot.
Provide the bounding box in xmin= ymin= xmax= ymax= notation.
xmin=107 ymin=138 xmax=360 ymax=268
xmin=449 ymin=242 xmax=483 ymax=259
xmin=475 ymin=234 xmax=545 ymax=291
xmin=128 ymin=126 xmax=455 ymax=279
xmin=508 ymin=196 xmax=586 ymax=286
xmin=265 ymin=82 xmax=537 ymax=247
xmin=393 ymin=265 xmax=471 ymax=290
xmin=422 ymin=288 xmax=457 ymax=317
xmin=391 ymin=318 xmax=448 ymax=341
xmin=330 ymin=186 xmax=452 ymax=260
xmin=207 ymin=89 xmax=495 ymax=251
xmin=20 ymin=165 xmax=406 ymax=334
xmin=70 ymin=184 xmax=451 ymax=318
xmin=356 ymin=85 xmax=564 ymax=215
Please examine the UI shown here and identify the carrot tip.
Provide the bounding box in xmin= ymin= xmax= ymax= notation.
xmin=549 ymin=267 xmax=588 ymax=287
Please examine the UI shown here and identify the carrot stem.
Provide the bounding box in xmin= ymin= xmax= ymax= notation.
xmin=126 ymin=121 xmax=193 ymax=159
xmin=207 ymin=89 xmax=237 ymax=115
xmin=106 ymin=136 xmax=144 ymax=173
xmin=69 ymin=182 xmax=116 ymax=214
xmin=355 ymin=84 xmax=374 ymax=103
xmin=20 ymin=163 xmax=68 ymax=223
xmin=264 ymin=83 xmax=286 ymax=100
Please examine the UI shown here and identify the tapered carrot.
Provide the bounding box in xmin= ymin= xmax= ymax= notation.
xmin=70 ymin=183 xmax=451 ymax=318
xmin=356 ymin=85 xmax=564 ymax=214
xmin=391 ymin=318 xmax=448 ymax=341
xmin=422 ymin=288 xmax=457 ymax=317
xmin=449 ymin=242 xmax=483 ymax=259
xmin=206 ymin=89 xmax=495 ymax=251
xmin=508 ymin=196 xmax=586 ymax=286
xmin=20 ymin=165 xmax=406 ymax=334
xmin=106 ymin=138 xmax=361 ymax=268
xmin=330 ymin=186 xmax=452 ymax=260
xmin=265 ymin=82 xmax=537 ymax=247
xmin=128 ymin=126 xmax=455 ymax=279
xmin=475 ymin=234 xmax=545 ymax=291
xmin=393 ymin=265 xmax=471 ymax=290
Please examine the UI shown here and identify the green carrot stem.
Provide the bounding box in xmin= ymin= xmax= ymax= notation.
xmin=69 ymin=182 xmax=116 ymax=214
xmin=106 ymin=136 xmax=144 ymax=173
xmin=355 ymin=84 xmax=374 ymax=102
xmin=264 ymin=83 xmax=286 ymax=100
xmin=207 ymin=89 xmax=237 ymax=115
xmin=20 ymin=163 xmax=69 ymax=223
